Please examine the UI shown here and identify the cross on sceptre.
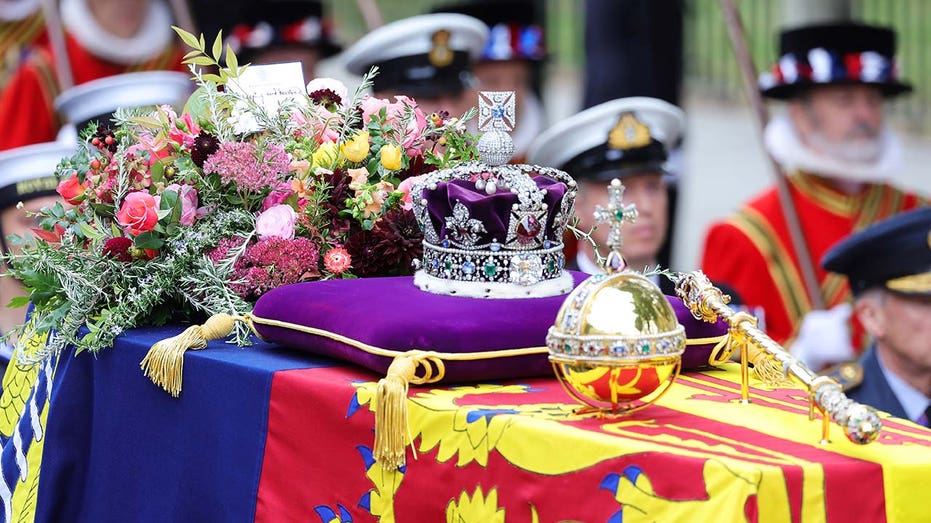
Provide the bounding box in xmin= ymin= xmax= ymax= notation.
xmin=593 ymin=178 xmax=638 ymax=272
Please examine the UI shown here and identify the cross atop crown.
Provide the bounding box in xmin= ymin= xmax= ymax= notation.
xmin=478 ymin=91 xmax=515 ymax=132
xmin=593 ymin=178 xmax=638 ymax=272
xmin=476 ymin=91 xmax=516 ymax=166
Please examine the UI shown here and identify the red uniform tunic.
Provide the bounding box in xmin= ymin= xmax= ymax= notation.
xmin=0 ymin=32 xmax=184 ymax=151
xmin=701 ymin=172 xmax=925 ymax=348
xmin=0 ymin=11 xmax=47 ymax=88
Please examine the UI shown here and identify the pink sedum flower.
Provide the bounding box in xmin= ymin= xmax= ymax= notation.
xmin=202 ymin=142 xmax=290 ymax=193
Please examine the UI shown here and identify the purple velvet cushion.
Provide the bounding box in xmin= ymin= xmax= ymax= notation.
xmin=252 ymin=272 xmax=729 ymax=382
xmin=669 ymin=297 xmax=731 ymax=369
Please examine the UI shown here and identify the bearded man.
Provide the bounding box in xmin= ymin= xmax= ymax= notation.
xmin=700 ymin=22 xmax=926 ymax=371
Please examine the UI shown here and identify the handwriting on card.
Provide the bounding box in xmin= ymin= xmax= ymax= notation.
xmin=226 ymin=62 xmax=308 ymax=134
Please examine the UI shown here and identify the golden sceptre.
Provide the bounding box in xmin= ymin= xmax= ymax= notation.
xmin=672 ymin=270 xmax=882 ymax=445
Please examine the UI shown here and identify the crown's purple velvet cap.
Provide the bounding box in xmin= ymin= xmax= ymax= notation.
xmin=424 ymin=175 xmax=567 ymax=245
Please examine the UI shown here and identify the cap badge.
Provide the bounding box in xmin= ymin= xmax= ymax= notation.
xmin=608 ymin=112 xmax=651 ymax=151
xmin=429 ymin=29 xmax=454 ymax=68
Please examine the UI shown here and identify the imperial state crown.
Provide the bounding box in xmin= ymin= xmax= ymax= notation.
xmin=412 ymin=91 xmax=577 ymax=298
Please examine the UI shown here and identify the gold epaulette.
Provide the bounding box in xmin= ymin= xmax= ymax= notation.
xmin=821 ymin=361 xmax=864 ymax=392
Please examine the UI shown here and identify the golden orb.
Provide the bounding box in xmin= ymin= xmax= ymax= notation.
xmin=546 ymin=271 xmax=686 ymax=415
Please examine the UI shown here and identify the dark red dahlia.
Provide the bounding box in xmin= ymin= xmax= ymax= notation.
xmin=191 ymin=131 xmax=220 ymax=168
xmin=102 ymin=236 xmax=133 ymax=262
xmin=347 ymin=104 xmax=364 ymax=130
xmin=346 ymin=209 xmax=423 ymax=277
xmin=320 ymin=169 xmax=353 ymax=226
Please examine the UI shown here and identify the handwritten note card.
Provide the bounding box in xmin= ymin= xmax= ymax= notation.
xmin=226 ymin=62 xmax=308 ymax=134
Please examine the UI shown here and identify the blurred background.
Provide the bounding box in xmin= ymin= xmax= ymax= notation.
xmin=309 ymin=0 xmax=931 ymax=271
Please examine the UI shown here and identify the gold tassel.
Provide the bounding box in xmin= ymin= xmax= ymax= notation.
xmin=140 ymin=313 xmax=238 ymax=397
xmin=747 ymin=345 xmax=793 ymax=387
xmin=373 ymin=354 xmax=417 ymax=471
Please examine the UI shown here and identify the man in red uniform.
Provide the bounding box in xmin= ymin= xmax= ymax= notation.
xmin=0 ymin=0 xmax=47 ymax=89
xmin=700 ymin=23 xmax=925 ymax=371
xmin=0 ymin=0 xmax=185 ymax=150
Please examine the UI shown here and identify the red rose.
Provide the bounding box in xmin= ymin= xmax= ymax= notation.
xmin=116 ymin=191 xmax=159 ymax=236
xmin=57 ymin=172 xmax=88 ymax=204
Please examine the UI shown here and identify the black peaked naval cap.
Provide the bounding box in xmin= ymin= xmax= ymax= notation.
xmin=342 ymin=13 xmax=488 ymax=98
xmin=526 ymin=97 xmax=684 ymax=181
xmin=822 ymin=207 xmax=931 ymax=296
xmin=432 ymin=0 xmax=539 ymax=27
xmin=0 ymin=142 xmax=75 ymax=211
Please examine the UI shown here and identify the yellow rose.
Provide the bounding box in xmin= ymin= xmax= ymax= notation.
xmin=312 ymin=142 xmax=343 ymax=170
xmin=340 ymin=131 xmax=370 ymax=163
xmin=379 ymin=143 xmax=403 ymax=171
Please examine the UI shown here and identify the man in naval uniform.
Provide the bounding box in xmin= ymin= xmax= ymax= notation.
xmin=700 ymin=23 xmax=925 ymax=371
xmin=341 ymin=12 xmax=488 ymax=119
xmin=0 ymin=142 xmax=73 ymax=370
xmin=527 ymin=97 xmax=684 ymax=295
xmin=821 ymin=207 xmax=931 ymax=427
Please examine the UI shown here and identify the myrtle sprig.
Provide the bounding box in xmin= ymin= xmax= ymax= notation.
xmin=566 ymin=217 xmax=607 ymax=268
xmin=337 ymin=67 xmax=378 ymax=141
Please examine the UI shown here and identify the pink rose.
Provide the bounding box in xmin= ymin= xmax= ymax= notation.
xmin=261 ymin=182 xmax=295 ymax=211
xmin=138 ymin=133 xmax=171 ymax=165
xmin=312 ymin=105 xmax=341 ymax=144
xmin=158 ymin=184 xmax=199 ymax=226
xmin=397 ymin=174 xmax=426 ymax=211
xmin=360 ymin=96 xmax=392 ymax=125
xmin=255 ymin=204 xmax=297 ymax=240
xmin=116 ymin=191 xmax=159 ymax=236
xmin=57 ymin=172 xmax=88 ymax=204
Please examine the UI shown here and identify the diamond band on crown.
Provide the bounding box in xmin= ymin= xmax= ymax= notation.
xmin=419 ymin=240 xmax=565 ymax=285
